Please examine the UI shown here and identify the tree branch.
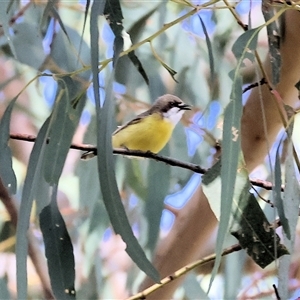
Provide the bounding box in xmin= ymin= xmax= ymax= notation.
xmin=127 ymin=243 xmax=242 ymax=300
xmin=9 ymin=132 xmax=281 ymax=192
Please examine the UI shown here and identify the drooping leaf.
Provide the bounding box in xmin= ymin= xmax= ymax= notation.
xmin=262 ymin=0 xmax=281 ymax=85
xmin=128 ymin=51 xmax=149 ymax=85
xmin=274 ymin=145 xmax=290 ymax=239
xmin=16 ymin=118 xmax=51 ymax=299
xmin=0 ymin=3 xmax=17 ymax=57
xmin=0 ymin=275 xmax=11 ymax=300
xmin=0 ymin=97 xmax=17 ymax=194
xmin=145 ymin=157 xmax=170 ymax=250
xmin=230 ymin=28 xmax=260 ymax=80
xmin=278 ymin=118 xmax=300 ymax=298
xmin=40 ymin=185 xmax=75 ymax=299
xmin=43 ymin=76 xmax=85 ymax=184
xmin=199 ymin=16 xmax=215 ymax=83
xmin=78 ymin=0 xmax=91 ymax=60
xmin=49 ymin=25 xmax=91 ymax=79
xmin=90 ymin=0 xmax=159 ymax=282
xmin=41 ymin=0 xmax=71 ymax=43
xmin=231 ymin=191 xmax=289 ymax=268
xmin=105 ymin=0 xmax=149 ymax=83
xmin=12 ymin=21 xmax=46 ymax=69
xmin=207 ymin=76 xmax=243 ymax=291
xmin=150 ymin=42 xmax=178 ymax=82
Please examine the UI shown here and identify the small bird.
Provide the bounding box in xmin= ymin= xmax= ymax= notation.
xmin=112 ymin=94 xmax=191 ymax=153
xmin=81 ymin=94 xmax=191 ymax=159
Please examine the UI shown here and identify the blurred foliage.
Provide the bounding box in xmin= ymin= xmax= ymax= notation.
xmin=0 ymin=0 xmax=299 ymax=299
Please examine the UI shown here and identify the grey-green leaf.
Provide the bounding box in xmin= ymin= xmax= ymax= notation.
xmin=0 ymin=97 xmax=17 ymax=194
xmin=90 ymin=0 xmax=159 ymax=282
xmin=40 ymin=186 xmax=75 ymax=299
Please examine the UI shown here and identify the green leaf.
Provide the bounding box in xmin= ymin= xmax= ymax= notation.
xmin=0 ymin=97 xmax=17 ymax=194
xmin=145 ymin=158 xmax=170 ymax=250
xmin=40 ymin=185 xmax=75 ymax=299
xmin=0 ymin=275 xmax=11 ymax=300
xmin=90 ymin=0 xmax=159 ymax=282
xmin=262 ymin=4 xmax=281 ymax=85
xmin=278 ymin=129 xmax=300 ymax=298
xmin=0 ymin=4 xmax=17 ymax=58
xmin=12 ymin=21 xmax=46 ymax=69
xmin=199 ymin=16 xmax=215 ymax=83
xmin=128 ymin=51 xmax=149 ymax=85
xmin=44 ymin=76 xmax=85 ymax=184
xmin=230 ymin=28 xmax=260 ymax=80
xmin=49 ymin=25 xmax=91 ymax=80
xmin=183 ymin=273 xmax=209 ymax=300
xmin=231 ymin=191 xmax=289 ymax=268
xmin=16 ymin=118 xmax=51 ymax=299
xmin=274 ymin=145 xmax=290 ymax=239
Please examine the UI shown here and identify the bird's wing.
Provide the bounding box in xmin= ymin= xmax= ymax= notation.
xmin=112 ymin=111 xmax=149 ymax=135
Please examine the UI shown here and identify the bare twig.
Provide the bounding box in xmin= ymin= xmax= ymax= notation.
xmin=127 ymin=244 xmax=242 ymax=300
xmin=273 ymin=284 xmax=281 ymax=300
xmin=9 ymin=132 xmax=282 ymax=192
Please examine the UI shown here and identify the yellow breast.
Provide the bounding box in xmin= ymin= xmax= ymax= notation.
xmin=112 ymin=114 xmax=174 ymax=153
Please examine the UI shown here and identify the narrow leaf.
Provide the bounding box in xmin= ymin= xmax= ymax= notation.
xmin=40 ymin=185 xmax=75 ymax=299
xmin=128 ymin=51 xmax=149 ymax=85
xmin=90 ymin=0 xmax=159 ymax=282
xmin=262 ymin=0 xmax=281 ymax=85
xmin=208 ymin=76 xmax=243 ymax=291
xmin=145 ymin=159 xmax=170 ymax=250
xmin=278 ymin=137 xmax=300 ymax=298
xmin=16 ymin=119 xmax=51 ymax=298
xmin=274 ymin=146 xmax=290 ymax=239
xmin=44 ymin=77 xmax=82 ymax=184
xmin=199 ymin=16 xmax=215 ymax=83
xmin=150 ymin=42 xmax=178 ymax=82
xmin=0 ymin=97 xmax=17 ymax=194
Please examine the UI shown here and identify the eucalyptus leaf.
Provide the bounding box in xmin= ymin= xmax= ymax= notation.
xmin=0 ymin=4 xmax=17 ymax=57
xmin=90 ymin=0 xmax=159 ymax=282
xmin=12 ymin=22 xmax=46 ymax=69
xmin=274 ymin=146 xmax=290 ymax=239
xmin=40 ymin=186 xmax=76 ymax=299
xmin=0 ymin=97 xmax=17 ymax=194
xmin=230 ymin=28 xmax=259 ymax=80
xmin=206 ymin=75 xmax=243 ymax=291
xmin=262 ymin=0 xmax=281 ymax=85
xmin=279 ymin=123 xmax=300 ymax=298
xmin=145 ymin=158 xmax=170 ymax=251
xmin=16 ymin=118 xmax=51 ymax=298
xmin=44 ymin=76 xmax=85 ymax=185
xmin=231 ymin=191 xmax=289 ymax=268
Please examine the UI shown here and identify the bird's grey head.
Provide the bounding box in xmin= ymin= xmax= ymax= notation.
xmin=151 ymin=94 xmax=191 ymax=125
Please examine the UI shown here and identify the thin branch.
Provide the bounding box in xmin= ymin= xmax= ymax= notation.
xmin=9 ymin=132 xmax=281 ymax=192
xmin=0 ymin=177 xmax=54 ymax=299
xmin=273 ymin=284 xmax=281 ymax=300
xmin=243 ymin=78 xmax=267 ymax=94
xmin=127 ymin=243 xmax=242 ymax=300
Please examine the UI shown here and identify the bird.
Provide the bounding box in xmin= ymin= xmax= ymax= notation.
xmin=112 ymin=94 xmax=191 ymax=153
xmin=81 ymin=94 xmax=191 ymax=159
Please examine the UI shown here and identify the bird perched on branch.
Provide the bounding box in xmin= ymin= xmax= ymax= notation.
xmin=81 ymin=94 xmax=191 ymax=159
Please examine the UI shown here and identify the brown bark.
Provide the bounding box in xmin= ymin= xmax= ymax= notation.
xmin=139 ymin=10 xmax=300 ymax=299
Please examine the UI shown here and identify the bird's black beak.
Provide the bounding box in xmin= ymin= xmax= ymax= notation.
xmin=178 ymin=103 xmax=192 ymax=111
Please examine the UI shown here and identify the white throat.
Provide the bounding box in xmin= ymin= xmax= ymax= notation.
xmin=163 ymin=107 xmax=184 ymax=126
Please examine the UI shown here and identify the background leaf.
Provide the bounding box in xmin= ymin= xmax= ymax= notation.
xmin=40 ymin=185 xmax=75 ymax=299
xmin=0 ymin=97 xmax=17 ymax=194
